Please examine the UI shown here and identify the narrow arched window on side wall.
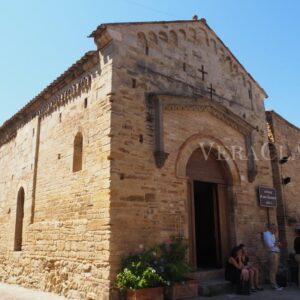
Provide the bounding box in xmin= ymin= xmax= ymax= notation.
xmin=14 ymin=187 xmax=25 ymax=251
xmin=73 ymin=132 xmax=83 ymax=172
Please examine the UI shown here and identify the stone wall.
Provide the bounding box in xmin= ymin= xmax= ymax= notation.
xmin=0 ymin=20 xmax=284 ymax=300
xmin=105 ymin=21 xmax=274 ymax=293
xmin=0 ymin=46 xmax=114 ymax=299
xmin=267 ymin=111 xmax=300 ymax=254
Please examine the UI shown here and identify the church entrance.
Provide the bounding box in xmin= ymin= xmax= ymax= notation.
xmin=194 ymin=181 xmax=220 ymax=268
xmin=187 ymin=148 xmax=231 ymax=269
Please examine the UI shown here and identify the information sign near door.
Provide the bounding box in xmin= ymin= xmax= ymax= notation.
xmin=258 ymin=186 xmax=277 ymax=208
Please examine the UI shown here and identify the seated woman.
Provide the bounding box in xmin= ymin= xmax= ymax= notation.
xmin=238 ymin=244 xmax=264 ymax=292
xmin=225 ymin=246 xmax=250 ymax=293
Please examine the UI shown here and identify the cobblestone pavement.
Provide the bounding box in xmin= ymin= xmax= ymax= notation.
xmin=196 ymin=286 xmax=300 ymax=300
xmin=0 ymin=282 xmax=68 ymax=300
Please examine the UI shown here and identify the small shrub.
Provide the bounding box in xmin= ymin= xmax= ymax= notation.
xmin=116 ymin=251 xmax=165 ymax=290
xmin=116 ymin=238 xmax=192 ymax=290
xmin=156 ymin=238 xmax=192 ymax=283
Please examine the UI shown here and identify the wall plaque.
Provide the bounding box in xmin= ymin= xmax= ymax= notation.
xmin=258 ymin=186 xmax=277 ymax=208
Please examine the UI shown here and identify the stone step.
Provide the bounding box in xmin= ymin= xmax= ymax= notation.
xmin=188 ymin=269 xmax=225 ymax=281
xmin=198 ymin=279 xmax=232 ymax=297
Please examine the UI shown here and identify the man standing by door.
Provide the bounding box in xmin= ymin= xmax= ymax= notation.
xmin=263 ymin=223 xmax=283 ymax=290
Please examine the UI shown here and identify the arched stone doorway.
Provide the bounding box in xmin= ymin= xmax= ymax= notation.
xmin=176 ymin=135 xmax=240 ymax=270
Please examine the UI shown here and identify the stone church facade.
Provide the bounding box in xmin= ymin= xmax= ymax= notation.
xmin=0 ymin=19 xmax=298 ymax=299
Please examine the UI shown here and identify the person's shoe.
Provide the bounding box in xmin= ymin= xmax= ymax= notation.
xmin=272 ymin=286 xmax=283 ymax=291
xmin=256 ymin=287 xmax=264 ymax=291
xmin=250 ymin=288 xmax=257 ymax=292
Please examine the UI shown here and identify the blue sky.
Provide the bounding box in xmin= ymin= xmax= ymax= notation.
xmin=1 ymin=0 xmax=299 ymax=126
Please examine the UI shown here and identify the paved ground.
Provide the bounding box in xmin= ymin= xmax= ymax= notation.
xmin=0 ymin=282 xmax=299 ymax=300
xmin=195 ymin=286 xmax=300 ymax=299
xmin=0 ymin=282 xmax=68 ymax=300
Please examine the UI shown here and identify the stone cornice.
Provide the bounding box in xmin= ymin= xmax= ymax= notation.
xmin=154 ymin=94 xmax=255 ymax=134
xmin=0 ymin=51 xmax=99 ymax=148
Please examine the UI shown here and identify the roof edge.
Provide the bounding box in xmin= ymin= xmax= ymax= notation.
xmin=203 ymin=22 xmax=268 ymax=99
xmin=266 ymin=110 xmax=300 ymax=133
xmin=88 ymin=19 xmax=206 ymax=37
xmin=0 ymin=51 xmax=98 ymax=144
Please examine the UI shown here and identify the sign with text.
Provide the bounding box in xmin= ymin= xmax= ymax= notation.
xmin=258 ymin=186 xmax=277 ymax=208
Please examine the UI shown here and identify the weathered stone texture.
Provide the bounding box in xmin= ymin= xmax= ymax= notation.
xmin=267 ymin=111 xmax=300 ymax=253
xmin=107 ymin=21 xmax=273 ymax=282
xmin=0 ymin=19 xmax=288 ymax=300
xmin=0 ymin=47 xmax=113 ymax=299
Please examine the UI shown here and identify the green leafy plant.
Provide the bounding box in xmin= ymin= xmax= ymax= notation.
xmin=116 ymin=238 xmax=192 ymax=290
xmin=116 ymin=250 xmax=165 ymax=290
xmin=157 ymin=238 xmax=192 ymax=283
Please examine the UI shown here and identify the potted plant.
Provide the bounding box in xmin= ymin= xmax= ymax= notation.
xmin=116 ymin=249 xmax=165 ymax=300
xmin=116 ymin=239 xmax=198 ymax=300
xmin=157 ymin=238 xmax=198 ymax=300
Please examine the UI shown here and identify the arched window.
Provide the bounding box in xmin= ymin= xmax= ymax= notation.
xmin=14 ymin=187 xmax=25 ymax=251
xmin=73 ymin=132 xmax=83 ymax=172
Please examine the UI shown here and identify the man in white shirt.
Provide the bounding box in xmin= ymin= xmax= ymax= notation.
xmin=263 ymin=223 xmax=283 ymax=290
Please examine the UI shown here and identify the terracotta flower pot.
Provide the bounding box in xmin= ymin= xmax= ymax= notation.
xmin=126 ymin=287 xmax=164 ymax=300
xmin=167 ymin=280 xmax=199 ymax=300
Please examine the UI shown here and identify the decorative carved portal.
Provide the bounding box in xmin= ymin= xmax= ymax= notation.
xmin=14 ymin=187 xmax=25 ymax=251
xmin=149 ymin=94 xmax=257 ymax=182
xmin=186 ymin=148 xmax=231 ymax=269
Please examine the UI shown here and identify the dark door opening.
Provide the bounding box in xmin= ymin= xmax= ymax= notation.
xmin=194 ymin=181 xmax=221 ymax=269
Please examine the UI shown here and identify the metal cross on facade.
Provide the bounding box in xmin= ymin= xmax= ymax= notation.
xmin=207 ymin=83 xmax=216 ymax=99
xmin=198 ymin=65 xmax=208 ymax=81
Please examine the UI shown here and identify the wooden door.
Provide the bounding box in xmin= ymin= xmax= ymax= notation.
xmin=187 ymin=179 xmax=197 ymax=267
xmin=213 ymin=185 xmax=222 ymax=267
xmin=217 ymin=184 xmax=230 ymax=266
